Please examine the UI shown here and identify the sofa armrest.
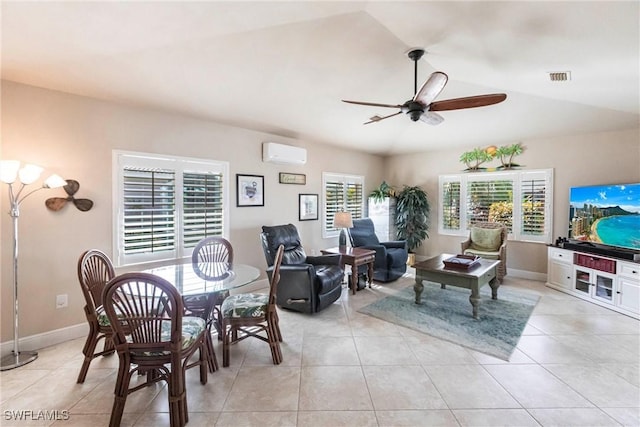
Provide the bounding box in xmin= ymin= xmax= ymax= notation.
xmin=271 ymin=264 xmax=318 ymax=313
xmin=498 ymin=242 xmax=507 ymax=260
xmin=357 ymin=244 xmax=388 ymax=268
xmin=461 ymin=238 xmax=472 ymax=253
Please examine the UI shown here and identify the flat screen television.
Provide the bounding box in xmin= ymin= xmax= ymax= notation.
xmin=568 ymin=182 xmax=640 ymax=252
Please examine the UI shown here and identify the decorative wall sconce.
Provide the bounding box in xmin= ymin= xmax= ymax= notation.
xmin=0 ymin=160 xmax=66 ymax=370
xmin=45 ymin=179 xmax=93 ymax=212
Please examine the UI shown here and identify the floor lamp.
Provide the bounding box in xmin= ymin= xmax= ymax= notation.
xmin=0 ymin=161 xmax=66 ymax=371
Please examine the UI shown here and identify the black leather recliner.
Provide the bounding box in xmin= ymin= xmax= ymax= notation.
xmin=261 ymin=224 xmax=343 ymax=314
xmin=349 ymin=218 xmax=408 ymax=282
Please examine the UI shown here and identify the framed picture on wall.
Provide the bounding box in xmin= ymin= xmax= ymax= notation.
xmin=299 ymin=193 xmax=318 ymax=221
xmin=279 ymin=172 xmax=306 ymax=185
xmin=236 ymin=174 xmax=264 ymax=207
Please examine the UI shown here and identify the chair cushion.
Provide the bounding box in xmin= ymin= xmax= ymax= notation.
xmin=129 ymin=316 xmax=206 ymax=355
xmin=262 ymin=224 xmax=307 ymax=265
xmin=470 ymin=227 xmax=502 ymax=251
xmin=464 ymin=248 xmax=500 ymax=259
xmin=350 ymin=219 xmax=380 ymax=247
xmin=177 ymin=317 xmax=207 ymax=349
xmin=96 ymin=305 xmax=111 ymax=327
xmin=221 ymin=293 xmax=269 ymax=318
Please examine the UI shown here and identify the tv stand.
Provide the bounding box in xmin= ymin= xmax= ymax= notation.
xmin=547 ymin=246 xmax=639 ymax=319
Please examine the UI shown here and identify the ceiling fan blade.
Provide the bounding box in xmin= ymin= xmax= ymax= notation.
xmin=342 ymin=100 xmax=404 ymax=109
xmin=413 ymin=71 xmax=448 ymax=106
xmin=419 ymin=112 xmax=444 ymax=126
xmin=364 ymin=111 xmax=402 ymax=125
xmin=430 ymin=93 xmax=507 ymax=111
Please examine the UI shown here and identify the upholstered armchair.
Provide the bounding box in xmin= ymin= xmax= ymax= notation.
xmin=260 ymin=224 xmax=343 ymax=314
xmin=461 ymin=222 xmax=507 ymax=282
xmin=349 ymin=218 xmax=408 ymax=282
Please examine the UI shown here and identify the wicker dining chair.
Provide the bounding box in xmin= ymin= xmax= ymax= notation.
xmin=103 ymin=272 xmax=208 ymax=427
xmin=221 ymin=244 xmax=284 ymax=367
xmin=76 ymin=249 xmax=116 ymax=383
xmin=185 ymin=236 xmax=234 ymax=371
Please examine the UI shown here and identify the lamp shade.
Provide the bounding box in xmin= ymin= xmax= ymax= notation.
xmin=43 ymin=174 xmax=67 ymax=189
xmin=333 ymin=211 xmax=353 ymax=229
xmin=0 ymin=160 xmax=21 ymax=184
xmin=18 ymin=164 xmax=44 ymax=185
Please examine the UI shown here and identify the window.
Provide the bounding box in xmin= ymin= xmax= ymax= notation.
xmin=322 ymin=172 xmax=364 ymax=237
xmin=113 ymin=151 xmax=229 ymax=266
xmin=438 ymin=169 xmax=553 ymax=243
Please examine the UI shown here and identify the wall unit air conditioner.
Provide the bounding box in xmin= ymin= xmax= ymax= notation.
xmin=262 ymin=142 xmax=307 ymax=165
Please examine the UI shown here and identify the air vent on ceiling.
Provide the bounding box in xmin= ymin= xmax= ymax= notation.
xmin=548 ymin=71 xmax=572 ymax=82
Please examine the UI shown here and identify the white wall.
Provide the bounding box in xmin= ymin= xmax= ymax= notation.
xmin=386 ymin=128 xmax=640 ymax=274
xmin=0 ymin=81 xmax=386 ymax=344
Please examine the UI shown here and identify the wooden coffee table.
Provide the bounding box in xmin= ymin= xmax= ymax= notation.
xmin=413 ymin=253 xmax=501 ymax=319
xmin=321 ymin=247 xmax=376 ymax=295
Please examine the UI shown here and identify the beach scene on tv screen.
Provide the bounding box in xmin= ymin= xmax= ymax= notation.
xmin=569 ymin=183 xmax=640 ymax=251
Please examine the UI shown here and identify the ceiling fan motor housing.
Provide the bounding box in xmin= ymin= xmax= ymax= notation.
xmin=406 ymin=101 xmax=424 ymax=121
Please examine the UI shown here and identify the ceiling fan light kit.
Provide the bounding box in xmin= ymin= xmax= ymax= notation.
xmin=343 ymin=48 xmax=507 ymax=125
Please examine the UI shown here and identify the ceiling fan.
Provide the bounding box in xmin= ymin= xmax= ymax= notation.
xmin=342 ymin=48 xmax=507 ymax=125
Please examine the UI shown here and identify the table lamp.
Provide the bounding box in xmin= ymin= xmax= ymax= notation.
xmin=333 ymin=211 xmax=353 ymax=251
xmin=0 ymin=160 xmax=66 ymax=370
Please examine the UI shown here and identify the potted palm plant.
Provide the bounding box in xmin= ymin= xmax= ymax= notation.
xmin=395 ymin=185 xmax=430 ymax=265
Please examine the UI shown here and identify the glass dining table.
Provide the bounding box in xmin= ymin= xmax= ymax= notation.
xmin=142 ymin=261 xmax=261 ymax=297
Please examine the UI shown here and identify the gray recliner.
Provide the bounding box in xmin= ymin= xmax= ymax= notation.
xmin=261 ymin=224 xmax=343 ymax=314
xmin=349 ymin=218 xmax=408 ymax=282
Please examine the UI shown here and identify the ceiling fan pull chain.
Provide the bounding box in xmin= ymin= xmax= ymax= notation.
xmin=414 ymin=58 xmax=418 ymax=96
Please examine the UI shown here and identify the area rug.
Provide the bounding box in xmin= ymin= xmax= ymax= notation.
xmin=357 ymin=282 xmax=540 ymax=361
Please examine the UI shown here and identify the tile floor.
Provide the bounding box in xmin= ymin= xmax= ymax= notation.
xmin=1 ymin=275 xmax=639 ymax=427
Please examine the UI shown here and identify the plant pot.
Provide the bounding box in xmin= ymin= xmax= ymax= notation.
xmin=407 ymin=253 xmax=416 ymax=266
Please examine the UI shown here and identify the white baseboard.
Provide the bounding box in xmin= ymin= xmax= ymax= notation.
xmin=507 ymin=268 xmax=546 ymax=282
xmin=1 ymin=323 xmax=88 ymax=357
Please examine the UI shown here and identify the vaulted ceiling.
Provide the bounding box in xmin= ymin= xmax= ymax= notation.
xmin=2 ymin=1 xmax=638 ymax=155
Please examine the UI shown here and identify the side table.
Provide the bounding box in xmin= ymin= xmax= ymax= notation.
xmin=321 ymin=247 xmax=376 ymax=295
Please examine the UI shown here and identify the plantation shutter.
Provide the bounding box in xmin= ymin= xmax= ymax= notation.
xmin=325 ymin=178 xmax=345 ymax=233
xmin=438 ymin=169 xmax=553 ymax=244
xmin=122 ymin=167 xmax=176 ymax=256
xmin=115 ymin=152 xmax=229 ymax=267
xmin=322 ymin=173 xmax=364 ymax=236
xmin=517 ymin=170 xmax=553 ymax=243
xmin=345 ymin=179 xmax=363 ymax=221
xmin=183 ymin=171 xmax=224 ymax=248
xmin=440 ymin=177 xmax=461 ymax=232
xmin=466 ymin=176 xmax=514 ymax=232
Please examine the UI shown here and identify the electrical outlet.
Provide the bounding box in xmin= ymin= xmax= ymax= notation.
xmin=56 ymin=294 xmax=68 ymax=309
